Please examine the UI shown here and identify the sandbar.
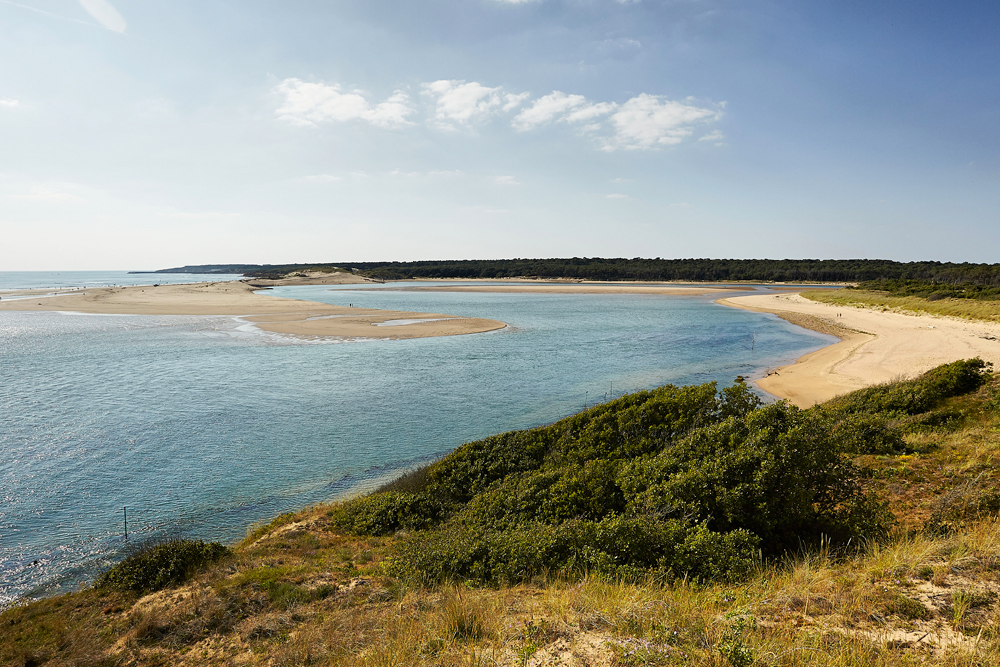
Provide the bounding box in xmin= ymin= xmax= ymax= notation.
xmin=0 ymin=281 xmax=506 ymax=340
xmin=720 ymin=292 xmax=1000 ymax=407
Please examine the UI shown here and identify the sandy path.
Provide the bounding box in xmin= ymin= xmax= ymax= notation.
xmin=0 ymin=281 xmax=505 ymax=340
xmin=720 ymin=293 xmax=1000 ymax=407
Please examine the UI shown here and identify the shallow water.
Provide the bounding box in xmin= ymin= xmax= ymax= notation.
xmin=0 ymin=274 xmax=836 ymax=604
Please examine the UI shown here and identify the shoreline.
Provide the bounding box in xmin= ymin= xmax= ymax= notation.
xmin=719 ymin=292 xmax=1000 ymax=407
xmin=0 ymin=281 xmax=506 ymax=340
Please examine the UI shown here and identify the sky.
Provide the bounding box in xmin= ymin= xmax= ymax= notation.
xmin=1 ymin=0 xmax=998 ymax=270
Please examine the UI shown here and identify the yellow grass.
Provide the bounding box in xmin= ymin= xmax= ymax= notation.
xmin=802 ymin=289 xmax=1000 ymax=322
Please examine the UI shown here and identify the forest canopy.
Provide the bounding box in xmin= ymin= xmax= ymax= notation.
xmin=144 ymin=259 xmax=1000 ymax=286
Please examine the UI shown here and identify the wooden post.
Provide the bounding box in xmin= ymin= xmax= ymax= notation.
xmin=124 ymin=507 xmax=128 ymax=541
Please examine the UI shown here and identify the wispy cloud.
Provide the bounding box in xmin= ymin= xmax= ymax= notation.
xmin=494 ymin=175 xmax=521 ymax=185
xmin=79 ymin=0 xmax=126 ymax=33
xmin=274 ymin=79 xmax=414 ymax=128
xmin=604 ymin=94 xmax=720 ymax=150
xmin=422 ymin=80 xmax=526 ymax=127
xmin=0 ymin=98 xmax=19 ymax=108
xmin=606 ymin=193 xmax=628 ymax=199
xmin=698 ymin=129 xmax=726 ymax=145
xmin=513 ymin=92 xmax=618 ymax=131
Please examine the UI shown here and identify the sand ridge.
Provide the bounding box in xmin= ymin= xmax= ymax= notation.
xmin=0 ymin=281 xmax=506 ymax=340
xmin=720 ymin=292 xmax=1000 ymax=407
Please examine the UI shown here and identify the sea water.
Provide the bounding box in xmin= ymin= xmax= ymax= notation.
xmin=0 ymin=273 xmax=837 ymax=605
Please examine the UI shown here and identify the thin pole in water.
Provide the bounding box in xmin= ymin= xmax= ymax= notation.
xmin=124 ymin=507 xmax=128 ymax=541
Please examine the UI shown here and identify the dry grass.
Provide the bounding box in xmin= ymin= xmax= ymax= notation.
xmin=802 ymin=289 xmax=1000 ymax=322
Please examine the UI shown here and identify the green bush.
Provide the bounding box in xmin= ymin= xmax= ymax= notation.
xmin=391 ymin=516 xmax=759 ymax=585
xmin=620 ymin=403 xmax=890 ymax=549
xmin=458 ymin=460 xmax=625 ymax=527
xmin=820 ymin=359 xmax=991 ymax=419
xmin=95 ymin=539 xmax=230 ymax=594
xmin=329 ymin=367 xmax=1000 ymax=585
xmin=829 ymin=414 xmax=908 ymax=455
xmin=328 ymin=492 xmax=441 ymax=536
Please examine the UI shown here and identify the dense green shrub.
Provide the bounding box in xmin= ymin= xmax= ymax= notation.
xmin=95 ymin=540 xmax=229 ymax=594
xmin=619 ymin=403 xmax=888 ymax=549
xmin=820 ymin=359 xmax=991 ymax=419
xmin=828 ymin=414 xmax=908 ymax=455
xmin=330 ymin=365 xmax=1000 ymax=585
xmin=328 ymin=492 xmax=442 ymax=536
xmin=458 ymin=460 xmax=624 ymax=527
xmin=391 ymin=516 xmax=759 ymax=585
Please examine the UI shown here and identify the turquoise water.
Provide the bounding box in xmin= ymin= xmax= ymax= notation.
xmin=0 ymin=273 xmax=837 ymax=605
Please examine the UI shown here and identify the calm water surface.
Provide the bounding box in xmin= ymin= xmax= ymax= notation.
xmin=0 ymin=273 xmax=836 ymax=604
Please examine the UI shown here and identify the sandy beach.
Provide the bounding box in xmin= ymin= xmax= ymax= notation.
xmin=721 ymin=292 xmax=1000 ymax=407
xmin=0 ymin=281 xmax=505 ymax=340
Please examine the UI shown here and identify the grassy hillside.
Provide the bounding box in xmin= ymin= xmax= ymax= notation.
xmin=4 ymin=361 xmax=1000 ymax=666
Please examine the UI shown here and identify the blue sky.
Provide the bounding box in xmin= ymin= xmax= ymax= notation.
xmin=1 ymin=0 xmax=998 ymax=270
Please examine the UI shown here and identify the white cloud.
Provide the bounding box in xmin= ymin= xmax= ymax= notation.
xmin=606 ymin=194 xmax=628 ymax=199
xmin=564 ymin=102 xmax=617 ymax=123
xmin=274 ymin=79 xmax=413 ymax=128
xmin=422 ymin=80 xmax=512 ymax=126
xmin=273 ymin=75 xmax=722 ymax=151
xmin=513 ymin=92 xmax=587 ymax=130
xmin=503 ymin=92 xmax=530 ymax=112
xmin=79 ymin=0 xmax=126 ymax=33
xmin=610 ymin=177 xmax=630 ymax=183
xmin=604 ymin=94 xmax=720 ymax=150
xmin=0 ymin=98 xmax=19 ymax=108
xmin=494 ymin=175 xmax=520 ymax=185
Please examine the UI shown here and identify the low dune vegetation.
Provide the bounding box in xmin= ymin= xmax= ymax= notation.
xmin=803 ymin=280 xmax=1000 ymax=322
xmin=4 ymin=359 xmax=1000 ymax=666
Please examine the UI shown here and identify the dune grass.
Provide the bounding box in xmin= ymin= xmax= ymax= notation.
xmin=802 ymin=289 xmax=1000 ymax=322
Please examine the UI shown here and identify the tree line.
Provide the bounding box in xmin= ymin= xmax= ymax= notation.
xmin=144 ymin=258 xmax=1000 ymax=286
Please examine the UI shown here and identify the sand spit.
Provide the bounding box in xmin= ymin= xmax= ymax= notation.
xmin=720 ymin=292 xmax=1000 ymax=407
xmin=0 ymin=281 xmax=506 ymax=340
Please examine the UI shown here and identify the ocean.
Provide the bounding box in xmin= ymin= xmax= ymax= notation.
xmin=0 ymin=272 xmax=837 ymax=605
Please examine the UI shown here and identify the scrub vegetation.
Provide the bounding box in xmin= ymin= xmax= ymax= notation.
xmin=5 ymin=360 xmax=1000 ymax=666
xmin=803 ymin=285 xmax=1000 ymax=322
